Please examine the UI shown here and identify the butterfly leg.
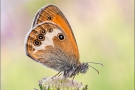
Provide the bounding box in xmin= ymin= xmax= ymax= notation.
xmin=52 ymin=70 xmax=62 ymax=79
xmin=72 ymin=75 xmax=76 ymax=85
xmin=58 ymin=73 xmax=62 ymax=77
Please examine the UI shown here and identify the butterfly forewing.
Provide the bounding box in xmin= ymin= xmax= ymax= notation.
xmin=31 ymin=5 xmax=79 ymax=61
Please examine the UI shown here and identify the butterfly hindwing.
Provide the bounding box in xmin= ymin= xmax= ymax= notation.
xmin=26 ymin=21 xmax=80 ymax=71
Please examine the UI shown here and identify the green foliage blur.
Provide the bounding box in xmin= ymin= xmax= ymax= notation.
xmin=1 ymin=0 xmax=134 ymax=90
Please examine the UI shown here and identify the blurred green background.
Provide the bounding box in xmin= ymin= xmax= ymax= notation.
xmin=1 ymin=0 xmax=134 ymax=90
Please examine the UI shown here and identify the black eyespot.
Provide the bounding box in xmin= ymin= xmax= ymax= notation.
xmin=40 ymin=30 xmax=46 ymax=35
xmin=47 ymin=16 xmax=52 ymax=20
xmin=37 ymin=34 xmax=45 ymax=41
xmin=48 ymin=28 xmax=53 ymax=33
xmin=33 ymin=48 xmax=35 ymax=51
xmin=33 ymin=39 xmax=41 ymax=46
xmin=58 ymin=34 xmax=65 ymax=40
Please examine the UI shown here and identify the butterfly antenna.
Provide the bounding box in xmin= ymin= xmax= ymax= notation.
xmin=89 ymin=65 xmax=100 ymax=74
xmin=88 ymin=62 xmax=103 ymax=67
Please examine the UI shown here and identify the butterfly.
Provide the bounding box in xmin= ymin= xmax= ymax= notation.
xmin=25 ymin=4 xmax=102 ymax=78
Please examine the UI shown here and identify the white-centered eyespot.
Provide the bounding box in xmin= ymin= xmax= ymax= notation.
xmin=48 ymin=28 xmax=53 ymax=33
xmin=57 ymin=33 xmax=65 ymax=41
xmin=37 ymin=34 xmax=45 ymax=41
xmin=33 ymin=39 xmax=41 ymax=46
xmin=40 ymin=29 xmax=46 ymax=35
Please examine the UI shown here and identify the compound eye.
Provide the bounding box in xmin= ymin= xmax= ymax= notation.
xmin=33 ymin=39 xmax=41 ymax=46
xmin=58 ymin=33 xmax=65 ymax=41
